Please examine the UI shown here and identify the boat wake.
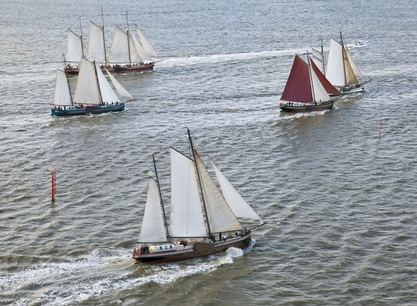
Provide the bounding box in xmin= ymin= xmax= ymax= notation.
xmin=0 ymin=246 xmax=251 ymax=305
xmin=158 ymin=49 xmax=306 ymax=68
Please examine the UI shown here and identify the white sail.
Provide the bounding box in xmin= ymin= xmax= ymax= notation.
xmin=326 ymin=38 xmax=345 ymax=87
xmin=130 ymin=33 xmax=152 ymax=63
xmin=65 ymin=29 xmax=83 ymax=63
xmin=73 ymin=58 xmax=101 ymax=105
xmin=309 ymin=58 xmax=331 ymax=103
xmin=95 ymin=63 xmax=120 ymax=104
xmin=138 ymin=179 xmax=168 ymax=243
xmin=53 ymin=70 xmax=72 ymax=106
xmin=170 ymin=148 xmax=207 ymax=238
xmin=86 ymin=21 xmax=106 ymax=64
xmin=103 ymin=66 xmax=134 ymax=100
xmin=136 ymin=26 xmax=159 ymax=58
xmin=195 ymin=151 xmax=243 ymax=234
xmin=211 ymin=161 xmax=263 ymax=222
xmin=311 ymin=47 xmax=324 ymax=75
xmin=108 ymin=26 xmax=130 ymax=64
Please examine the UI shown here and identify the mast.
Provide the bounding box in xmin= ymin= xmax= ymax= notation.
xmin=126 ymin=11 xmax=132 ymax=66
xmin=320 ymin=34 xmax=325 ymax=76
xmin=79 ymin=16 xmax=84 ymax=58
xmin=340 ymin=30 xmax=347 ymax=86
xmin=187 ymin=129 xmax=212 ymax=237
xmin=65 ymin=67 xmax=74 ymax=106
xmin=92 ymin=60 xmax=104 ymax=104
xmin=152 ymin=154 xmax=171 ymax=242
xmin=306 ymin=51 xmax=316 ymax=103
xmin=101 ymin=7 xmax=107 ymax=65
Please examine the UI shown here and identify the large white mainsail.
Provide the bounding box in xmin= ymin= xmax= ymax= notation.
xmin=195 ymin=151 xmax=244 ymax=234
xmin=136 ymin=25 xmax=159 ymax=58
xmin=309 ymin=58 xmax=331 ymax=103
xmin=73 ymin=58 xmax=101 ymax=105
xmin=86 ymin=21 xmax=106 ymax=64
xmin=53 ymin=70 xmax=72 ymax=106
xmin=170 ymin=148 xmax=207 ymax=238
xmin=103 ymin=66 xmax=134 ymax=100
xmin=326 ymin=38 xmax=345 ymax=87
xmin=211 ymin=161 xmax=263 ymax=223
xmin=138 ymin=179 xmax=168 ymax=243
xmin=65 ymin=29 xmax=83 ymax=63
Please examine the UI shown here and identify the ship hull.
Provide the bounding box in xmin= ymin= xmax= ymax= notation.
xmin=133 ymin=233 xmax=252 ymax=264
xmin=64 ymin=62 xmax=154 ymax=75
xmin=280 ymin=101 xmax=334 ymax=113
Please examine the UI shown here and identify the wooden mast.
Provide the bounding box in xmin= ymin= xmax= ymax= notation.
xmin=92 ymin=60 xmax=103 ymax=105
xmin=101 ymin=7 xmax=107 ymax=66
xmin=126 ymin=11 xmax=132 ymax=66
xmin=306 ymin=51 xmax=316 ymax=104
xmin=320 ymin=34 xmax=325 ymax=76
xmin=340 ymin=31 xmax=347 ymax=87
xmin=187 ymin=128 xmax=212 ymax=238
xmin=79 ymin=16 xmax=84 ymax=58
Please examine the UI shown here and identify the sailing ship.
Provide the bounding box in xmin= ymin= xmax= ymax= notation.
xmin=132 ymin=130 xmax=266 ymax=263
xmin=51 ymin=69 xmax=88 ymax=116
xmin=326 ymin=32 xmax=370 ymax=93
xmin=64 ymin=9 xmax=158 ymax=75
xmin=279 ymin=54 xmax=335 ymax=113
xmin=52 ymin=58 xmax=134 ymax=116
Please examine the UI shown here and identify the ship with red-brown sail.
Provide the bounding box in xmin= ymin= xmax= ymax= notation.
xmin=279 ymin=54 xmax=336 ymax=113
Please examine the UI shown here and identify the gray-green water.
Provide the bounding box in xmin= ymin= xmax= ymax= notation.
xmin=1 ymin=0 xmax=416 ymax=304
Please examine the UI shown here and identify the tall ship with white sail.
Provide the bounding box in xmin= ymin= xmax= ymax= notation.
xmin=326 ymin=32 xmax=370 ymax=93
xmin=64 ymin=9 xmax=158 ymax=75
xmin=132 ymin=130 xmax=266 ymax=263
xmin=52 ymin=58 xmax=134 ymax=116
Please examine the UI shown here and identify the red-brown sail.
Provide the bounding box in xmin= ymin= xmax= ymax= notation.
xmin=280 ymin=55 xmax=312 ymax=103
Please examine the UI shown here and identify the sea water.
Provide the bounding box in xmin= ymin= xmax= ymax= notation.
xmin=1 ymin=0 xmax=416 ymax=304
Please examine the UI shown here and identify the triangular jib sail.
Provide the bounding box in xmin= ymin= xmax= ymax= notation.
xmin=309 ymin=58 xmax=331 ymax=103
xmin=211 ymin=161 xmax=263 ymax=224
xmin=103 ymin=66 xmax=135 ymax=100
xmin=136 ymin=25 xmax=159 ymax=58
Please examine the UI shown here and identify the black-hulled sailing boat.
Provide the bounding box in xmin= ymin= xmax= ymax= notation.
xmin=132 ymin=130 xmax=266 ymax=263
xmin=279 ymin=54 xmax=335 ymax=113
xmin=64 ymin=9 xmax=157 ymax=75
